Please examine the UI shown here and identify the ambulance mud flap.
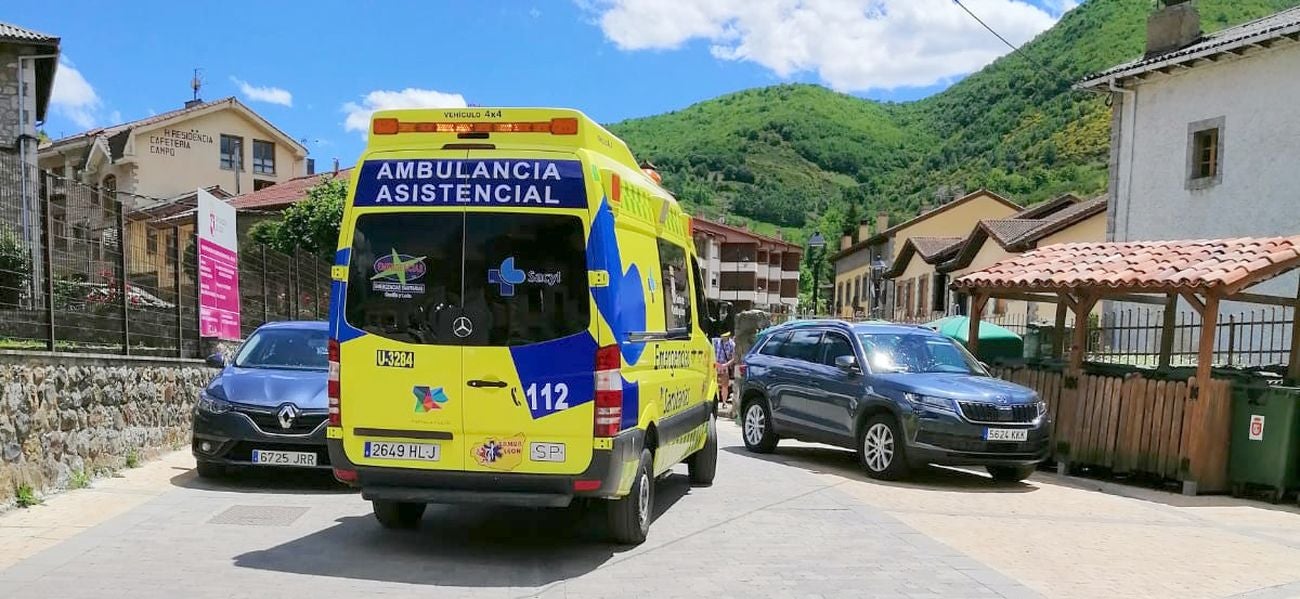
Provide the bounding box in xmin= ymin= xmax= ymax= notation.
xmin=333 ymin=429 xmax=645 ymax=507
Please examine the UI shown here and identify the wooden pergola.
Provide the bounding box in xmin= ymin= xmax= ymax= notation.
xmin=952 ymin=237 xmax=1300 ymax=494
xmin=954 ymin=237 xmax=1300 ymax=392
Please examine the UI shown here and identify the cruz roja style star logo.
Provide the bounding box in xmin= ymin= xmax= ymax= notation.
xmin=371 ymin=249 xmax=426 ymax=284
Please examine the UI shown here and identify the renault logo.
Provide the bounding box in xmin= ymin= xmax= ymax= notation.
xmin=453 ymin=316 xmax=474 ymax=338
xmin=277 ymin=404 xmax=299 ymax=430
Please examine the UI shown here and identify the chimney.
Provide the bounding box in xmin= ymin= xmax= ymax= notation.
xmin=857 ymin=219 xmax=871 ymax=242
xmin=875 ymin=212 xmax=890 ymax=236
xmin=840 ymin=235 xmax=852 ymax=251
xmin=332 ymin=158 xmax=340 ymax=175
xmin=1146 ymin=0 xmax=1200 ymax=57
xmin=306 ymin=158 xmax=315 ymax=175
xmin=183 ymin=98 xmax=204 ymax=109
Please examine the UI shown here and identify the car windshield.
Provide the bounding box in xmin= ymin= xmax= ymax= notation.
xmin=233 ymin=328 xmax=329 ymax=370
xmin=856 ymin=332 xmax=986 ymax=375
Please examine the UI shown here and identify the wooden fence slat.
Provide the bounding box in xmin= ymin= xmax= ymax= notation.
xmin=1082 ymin=375 xmax=1100 ymax=464
xmin=1160 ymin=379 xmax=1179 ymax=478
xmin=1102 ymin=376 xmax=1120 ymax=468
xmin=1075 ymin=374 xmax=1091 ymax=464
xmin=1105 ymin=376 xmax=1124 ymax=468
xmin=1131 ymin=377 xmax=1150 ymax=473
xmin=1047 ymin=372 xmax=1061 ymax=451
xmin=1119 ymin=375 xmax=1140 ymax=471
xmin=1199 ymin=380 xmax=1233 ymax=492
xmin=1154 ymin=379 xmax=1175 ymax=472
xmin=1177 ymin=379 xmax=1195 ymax=479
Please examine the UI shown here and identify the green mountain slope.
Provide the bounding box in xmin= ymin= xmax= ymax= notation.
xmin=608 ymin=0 xmax=1300 ymax=246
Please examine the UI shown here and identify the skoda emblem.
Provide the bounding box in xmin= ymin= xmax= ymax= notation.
xmin=277 ymin=404 xmax=299 ymax=430
xmin=453 ymin=316 xmax=474 ymax=338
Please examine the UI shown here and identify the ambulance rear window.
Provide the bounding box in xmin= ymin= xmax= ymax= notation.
xmin=345 ymin=212 xmax=589 ymax=346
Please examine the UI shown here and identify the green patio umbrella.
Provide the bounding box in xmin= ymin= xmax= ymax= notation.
xmin=924 ymin=316 xmax=1024 ymax=363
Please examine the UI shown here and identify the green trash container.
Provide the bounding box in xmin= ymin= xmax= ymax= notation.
xmin=1228 ymin=382 xmax=1300 ymax=503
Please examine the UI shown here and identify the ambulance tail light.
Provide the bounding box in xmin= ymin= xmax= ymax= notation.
xmin=328 ymin=338 xmax=341 ymax=427
xmin=594 ymin=345 xmax=622 ymax=437
xmin=371 ymin=117 xmax=579 ymax=136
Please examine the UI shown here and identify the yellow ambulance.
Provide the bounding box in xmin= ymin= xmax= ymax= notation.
xmin=325 ymin=107 xmax=719 ymax=544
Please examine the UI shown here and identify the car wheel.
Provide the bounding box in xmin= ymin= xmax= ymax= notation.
xmin=195 ymin=461 xmax=224 ymax=479
xmin=859 ymin=414 xmax=910 ymax=481
xmin=607 ymin=448 xmax=654 ymax=545
xmin=688 ymin=414 xmax=718 ymax=486
xmin=372 ymin=500 xmax=426 ymax=529
xmin=986 ymin=465 xmax=1036 ymax=483
xmin=741 ymin=398 xmax=779 ymax=453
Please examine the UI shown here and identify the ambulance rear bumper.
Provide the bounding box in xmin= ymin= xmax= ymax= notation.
xmin=328 ymin=428 xmax=644 ymax=507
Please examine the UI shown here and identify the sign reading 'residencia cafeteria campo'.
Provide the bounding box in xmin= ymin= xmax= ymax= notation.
xmin=351 ymin=159 xmax=586 ymax=209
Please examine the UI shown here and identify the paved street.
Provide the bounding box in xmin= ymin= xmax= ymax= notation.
xmin=4 ymin=423 xmax=1300 ymax=599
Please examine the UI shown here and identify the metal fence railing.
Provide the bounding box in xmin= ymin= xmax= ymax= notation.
xmin=879 ymin=303 xmax=1292 ymax=370
xmin=0 ymin=151 xmax=330 ymax=357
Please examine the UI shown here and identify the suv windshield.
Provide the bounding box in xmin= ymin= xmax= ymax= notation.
xmin=345 ymin=212 xmax=590 ymax=346
xmin=234 ymin=328 xmax=329 ymax=370
xmin=856 ymin=332 xmax=986 ymax=375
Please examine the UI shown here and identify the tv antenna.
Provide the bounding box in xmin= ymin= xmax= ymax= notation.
xmin=190 ymin=68 xmax=203 ymax=102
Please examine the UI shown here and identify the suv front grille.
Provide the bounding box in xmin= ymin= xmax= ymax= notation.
xmin=957 ymin=401 xmax=1036 ymax=424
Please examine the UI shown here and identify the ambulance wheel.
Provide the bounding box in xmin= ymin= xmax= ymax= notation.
xmin=372 ymin=500 xmax=425 ymax=530
xmin=607 ymin=448 xmax=654 ymax=545
xmin=688 ymin=414 xmax=718 ymax=486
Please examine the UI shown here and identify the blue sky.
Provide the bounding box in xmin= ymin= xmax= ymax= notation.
xmin=7 ymin=0 xmax=1074 ymax=166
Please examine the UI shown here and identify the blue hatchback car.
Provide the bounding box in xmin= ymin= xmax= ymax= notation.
xmin=738 ymin=320 xmax=1049 ymax=482
xmin=191 ymin=321 xmax=331 ymax=478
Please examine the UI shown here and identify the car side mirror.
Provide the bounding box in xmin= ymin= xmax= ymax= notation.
xmin=204 ymin=353 xmax=226 ymax=369
xmin=835 ymin=355 xmax=860 ymax=373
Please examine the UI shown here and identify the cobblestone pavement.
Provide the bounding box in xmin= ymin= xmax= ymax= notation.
xmin=2 ymin=422 xmax=1299 ymax=598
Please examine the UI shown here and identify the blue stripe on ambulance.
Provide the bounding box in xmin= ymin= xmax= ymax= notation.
xmin=508 ymin=331 xmax=597 ymax=419
xmin=328 ymin=247 xmax=366 ymax=342
xmin=585 ymin=197 xmax=644 ymax=430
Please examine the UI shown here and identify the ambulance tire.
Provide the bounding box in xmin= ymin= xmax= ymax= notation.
xmin=607 ymin=449 xmax=654 ymax=545
xmin=688 ymin=414 xmax=718 ymax=486
xmin=372 ymin=500 xmax=426 ymax=530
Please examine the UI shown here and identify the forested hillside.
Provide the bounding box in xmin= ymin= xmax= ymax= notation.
xmin=609 ymin=0 xmax=1300 ymax=247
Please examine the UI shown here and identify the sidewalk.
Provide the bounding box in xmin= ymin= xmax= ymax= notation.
xmin=0 ymin=450 xmax=194 ymax=572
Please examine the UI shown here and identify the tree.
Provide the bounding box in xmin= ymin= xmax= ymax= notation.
xmin=248 ymin=175 xmax=346 ymax=262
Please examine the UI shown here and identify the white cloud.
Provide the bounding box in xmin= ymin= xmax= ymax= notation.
xmin=230 ymin=77 xmax=293 ymax=107
xmin=582 ymin=0 xmax=1062 ymax=91
xmin=341 ymin=88 xmax=468 ymax=135
xmin=530 ymin=7 xmax=542 ymax=18
xmin=50 ymin=60 xmax=102 ymax=129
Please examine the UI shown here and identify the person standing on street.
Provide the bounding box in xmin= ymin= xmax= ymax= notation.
xmin=713 ymin=332 xmax=736 ymax=409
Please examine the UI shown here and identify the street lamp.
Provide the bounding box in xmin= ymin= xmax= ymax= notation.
xmin=808 ymin=232 xmax=826 ymax=316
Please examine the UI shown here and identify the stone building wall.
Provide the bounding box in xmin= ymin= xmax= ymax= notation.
xmin=0 ymin=351 xmax=212 ymax=503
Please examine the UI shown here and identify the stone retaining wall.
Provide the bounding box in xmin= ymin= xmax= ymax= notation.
xmin=0 ymin=351 xmax=211 ymax=503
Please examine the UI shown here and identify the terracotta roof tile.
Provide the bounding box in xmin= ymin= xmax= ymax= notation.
xmin=229 ymin=169 xmax=352 ymax=210
xmin=953 ymin=236 xmax=1300 ymax=293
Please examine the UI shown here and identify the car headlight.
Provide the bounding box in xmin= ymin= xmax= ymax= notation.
xmin=1036 ymin=400 xmax=1048 ymax=417
xmin=903 ymin=392 xmax=956 ymax=413
xmin=197 ymin=391 xmax=232 ymax=414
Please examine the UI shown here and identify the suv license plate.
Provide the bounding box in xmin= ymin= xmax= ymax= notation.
xmin=984 ymin=428 xmax=1028 ymax=442
xmin=251 ymin=450 xmax=318 ymax=467
xmin=364 ymin=441 xmax=441 ymax=462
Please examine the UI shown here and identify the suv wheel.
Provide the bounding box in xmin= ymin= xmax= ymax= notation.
xmin=986 ymin=465 xmax=1036 ymax=483
xmin=859 ymin=414 xmax=910 ymax=481
xmin=741 ymin=399 xmax=778 ymax=453
xmin=372 ymin=500 xmax=426 ymax=529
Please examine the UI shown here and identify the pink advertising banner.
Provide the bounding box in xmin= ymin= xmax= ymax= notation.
xmin=197 ymin=188 xmax=241 ymax=340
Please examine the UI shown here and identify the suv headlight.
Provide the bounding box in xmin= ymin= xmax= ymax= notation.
xmin=904 ymin=392 xmax=956 ymax=414
xmin=1036 ymin=400 xmax=1048 ymax=417
xmin=197 ymin=390 xmax=232 ymax=414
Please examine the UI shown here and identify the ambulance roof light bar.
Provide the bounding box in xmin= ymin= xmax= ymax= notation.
xmin=372 ymin=117 xmax=578 ymax=136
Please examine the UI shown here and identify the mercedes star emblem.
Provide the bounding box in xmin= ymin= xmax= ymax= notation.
xmin=277 ymin=404 xmax=299 ymax=430
xmin=453 ymin=316 xmax=474 ymax=338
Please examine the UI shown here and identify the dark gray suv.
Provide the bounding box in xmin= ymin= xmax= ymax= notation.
xmin=738 ymin=320 xmax=1049 ymax=482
